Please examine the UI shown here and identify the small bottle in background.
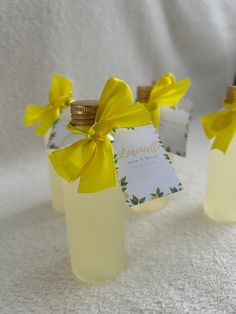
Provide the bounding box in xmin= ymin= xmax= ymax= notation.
xmin=23 ymin=74 xmax=73 ymax=213
xmin=45 ymin=107 xmax=72 ymax=213
xmin=203 ymin=86 xmax=236 ymax=222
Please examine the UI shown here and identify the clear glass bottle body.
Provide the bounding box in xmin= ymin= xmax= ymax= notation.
xmin=44 ymin=129 xmax=65 ymax=213
xmin=63 ymin=180 xmax=126 ymax=283
xmin=204 ymin=134 xmax=236 ymax=222
xmin=47 ymin=149 xmax=65 ymax=213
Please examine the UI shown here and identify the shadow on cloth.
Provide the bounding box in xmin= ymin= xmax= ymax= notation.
xmin=0 ymin=200 xmax=62 ymax=232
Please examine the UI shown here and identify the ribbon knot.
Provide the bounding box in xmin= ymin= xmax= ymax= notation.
xmin=138 ymin=73 xmax=190 ymax=128
xmin=87 ymin=129 xmax=106 ymax=142
xmin=201 ymin=100 xmax=236 ymax=153
xmin=49 ymin=77 xmax=152 ymax=193
xmin=23 ymin=74 xmax=73 ymax=136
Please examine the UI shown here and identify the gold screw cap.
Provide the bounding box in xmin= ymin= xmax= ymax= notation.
xmin=137 ymin=86 xmax=152 ymax=102
xmin=70 ymin=100 xmax=98 ymax=126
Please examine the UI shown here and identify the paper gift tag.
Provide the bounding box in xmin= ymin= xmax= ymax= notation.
xmin=112 ymin=125 xmax=182 ymax=206
xmin=159 ymin=98 xmax=193 ymax=157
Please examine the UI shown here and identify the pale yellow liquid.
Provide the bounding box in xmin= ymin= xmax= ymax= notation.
xmin=44 ymin=130 xmax=65 ymax=213
xmin=62 ymin=180 xmax=126 ymax=283
xmin=132 ymin=197 xmax=167 ymax=213
xmin=204 ymin=134 xmax=236 ymax=222
xmin=47 ymin=152 xmax=65 ymax=213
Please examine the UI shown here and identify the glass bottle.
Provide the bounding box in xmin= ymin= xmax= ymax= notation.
xmin=47 ymin=150 xmax=65 ymax=213
xmin=61 ymin=100 xmax=126 ymax=283
xmin=133 ymin=86 xmax=168 ymax=212
xmin=204 ymin=86 xmax=236 ymax=222
xmin=44 ymin=129 xmax=65 ymax=213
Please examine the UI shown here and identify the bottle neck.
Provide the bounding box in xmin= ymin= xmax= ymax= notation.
xmin=225 ymin=86 xmax=236 ymax=104
xmin=70 ymin=100 xmax=98 ymax=126
xmin=136 ymin=86 xmax=152 ymax=102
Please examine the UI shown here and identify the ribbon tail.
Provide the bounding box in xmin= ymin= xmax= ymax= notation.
xmin=78 ymin=138 xmax=117 ymax=193
xmin=23 ymin=104 xmax=47 ymax=126
xmin=49 ymin=138 xmax=96 ymax=182
xmin=211 ymin=122 xmax=236 ymax=153
xmin=35 ymin=108 xmax=61 ymax=136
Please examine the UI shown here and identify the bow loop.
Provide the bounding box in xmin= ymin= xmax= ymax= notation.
xmin=141 ymin=73 xmax=190 ymax=128
xmin=24 ymin=74 xmax=73 ymax=136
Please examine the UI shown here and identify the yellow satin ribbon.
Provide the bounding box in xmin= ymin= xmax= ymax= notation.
xmin=49 ymin=77 xmax=152 ymax=193
xmin=23 ymin=74 xmax=73 ymax=136
xmin=139 ymin=73 xmax=191 ymax=128
xmin=201 ymin=101 xmax=236 ymax=153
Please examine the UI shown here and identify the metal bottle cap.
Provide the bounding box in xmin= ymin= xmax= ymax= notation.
xmin=136 ymin=86 xmax=152 ymax=102
xmin=70 ymin=100 xmax=98 ymax=126
xmin=225 ymin=86 xmax=236 ymax=104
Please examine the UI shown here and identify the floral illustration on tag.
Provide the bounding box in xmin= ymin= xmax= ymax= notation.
xmin=47 ymin=111 xmax=71 ymax=149
xmin=130 ymin=195 xmax=146 ymax=205
xmin=48 ymin=119 xmax=60 ymax=149
xmin=170 ymin=183 xmax=183 ymax=193
xmin=151 ymin=187 xmax=164 ymax=199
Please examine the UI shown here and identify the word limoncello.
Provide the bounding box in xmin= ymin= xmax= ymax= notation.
xmin=117 ymin=140 xmax=161 ymax=158
xmin=202 ymin=86 xmax=236 ymax=222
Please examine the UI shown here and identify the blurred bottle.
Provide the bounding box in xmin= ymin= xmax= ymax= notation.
xmin=204 ymin=86 xmax=236 ymax=222
xmin=44 ymin=107 xmax=72 ymax=214
xmin=44 ymin=130 xmax=65 ymax=213
xmin=23 ymin=74 xmax=73 ymax=214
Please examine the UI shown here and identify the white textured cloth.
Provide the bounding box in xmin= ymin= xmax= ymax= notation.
xmin=1 ymin=119 xmax=236 ymax=314
xmin=1 ymin=0 xmax=236 ymax=313
xmin=1 ymin=0 xmax=236 ymax=165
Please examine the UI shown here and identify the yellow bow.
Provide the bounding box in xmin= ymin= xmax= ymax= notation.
xmin=201 ymin=101 xmax=236 ymax=153
xmin=23 ymin=74 xmax=73 ymax=136
xmin=49 ymin=77 xmax=152 ymax=193
xmin=141 ymin=73 xmax=191 ymax=128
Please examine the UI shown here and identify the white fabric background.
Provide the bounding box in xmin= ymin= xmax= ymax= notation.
xmin=1 ymin=1 xmax=236 ymax=313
